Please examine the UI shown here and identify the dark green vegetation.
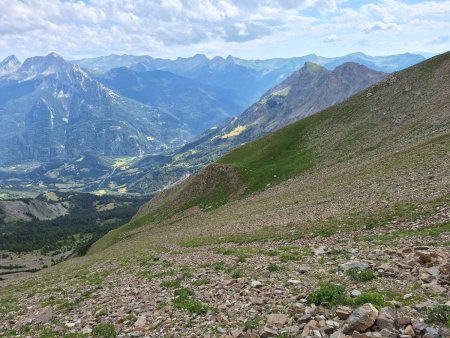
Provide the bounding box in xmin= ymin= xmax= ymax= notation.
xmin=92 ymin=323 xmax=117 ymax=338
xmin=306 ymin=282 xmax=346 ymax=306
xmin=346 ymin=268 xmax=377 ymax=282
xmin=172 ymin=287 xmax=208 ymax=315
xmin=307 ymin=282 xmax=389 ymax=309
xmin=426 ymin=305 xmax=450 ymax=328
xmin=0 ymin=192 xmax=146 ymax=254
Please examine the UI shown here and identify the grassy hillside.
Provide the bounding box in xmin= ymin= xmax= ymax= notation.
xmin=91 ymin=51 xmax=450 ymax=253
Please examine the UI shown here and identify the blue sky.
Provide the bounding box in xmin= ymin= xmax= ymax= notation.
xmin=0 ymin=0 xmax=449 ymax=60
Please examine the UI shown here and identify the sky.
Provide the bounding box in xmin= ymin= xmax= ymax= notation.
xmin=0 ymin=0 xmax=449 ymax=61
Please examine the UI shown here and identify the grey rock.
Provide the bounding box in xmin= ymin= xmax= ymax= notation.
xmin=34 ymin=307 xmax=52 ymax=324
xmin=425 ymin=266 xmax=440 ymax=276
xmin=376 ymin=307 xmax=397 ymax=330
xmin=423 ymin=326 xmax=440 ymax=338
xmin=379 ymin=328 xmax=398 ymax=338
xmin=411 ymin=320 xmax=427 ymax=333
xmin=351 ymin=290 xmax=362 ymax=297
xmin=338 ymin=261 xmax=369 ymax=272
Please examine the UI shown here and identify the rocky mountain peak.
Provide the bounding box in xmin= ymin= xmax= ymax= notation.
xmin=0 ymin=54 xmax=21 ymax=76
xmin=19 ymin=52 xmax=73 ymax=76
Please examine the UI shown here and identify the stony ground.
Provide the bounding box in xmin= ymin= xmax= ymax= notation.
xmin=1 ymin=206 xmax=449 ymax=337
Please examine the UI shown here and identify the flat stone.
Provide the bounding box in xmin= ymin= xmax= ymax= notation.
xmin=288 ymin=279 xmax=301 ymax=285
xmin=335 ymin=306 xmax=352 ymax=320
xmin=134 ymin=315 xmax=146 ymax=328
xmin=351 ymin=290 xmax=362 ymax=297
xmin=251 ymin=280 xmax=263 ymax=288
xmin=330 ymin=331 xmax=346 ymax=338
xmin=423 ymin=326 xmax=439 ymax=338
xmin=338 ymin=261 xmax=369 ymax=272
xmin=34 ymin=307 xmax=52 ymax=324
xmin=379 ymin=328 xmax=398 ymax=338
xmin=395 ymin=316 xmax=411 ymax=326
xmin=425 ymin=266 xmax=440 ymax=276
xmin=420 ymin=273 xmax=434 ymax=283
xmin=231 ymin=329 xmax=244 ymax=338
xmin=297 ymin=314 xmax=312 ymax=324
xmin=267 ymin=313 xmax=288 ymax=326
xmin=259 ymin=326 xmax=278 ymax=337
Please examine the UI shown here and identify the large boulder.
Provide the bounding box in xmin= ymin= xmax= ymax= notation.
xmin=344 ymin=303 xmax=378 ymax=333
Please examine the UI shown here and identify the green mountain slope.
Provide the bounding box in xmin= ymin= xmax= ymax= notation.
xmin=92 ymin=51 xmax=450 ymax=252
xmin=114 ymin=62 xmax=386 ymax=193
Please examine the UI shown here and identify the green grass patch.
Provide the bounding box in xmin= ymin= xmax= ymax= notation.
xmin=92 ymin=323 xmax=117 ymax=337
xmin=359 ymin=220 xmax=450 ymax=242
xmin=230 ymin=270 xmax=244 ymax=279
xmin=172 ymin=287 xmax=208 ymax=315
xmin=193 ymin=278 xmax=210 ymax=286
xmin=426 ymin=305 xmax=450 ymax=328
xmin=346 ymin=268 xmax=376 ymax=282
xmin=307 ymin=282 xmax=346 ymax=306
xmin=267 ymin=263 xmax=281 ymax=272
xmin=212 ymin=261 xmax=226 ymax=271
xmin=348 ymin=292 xmax=388 ymax=310
xmin=243 ymin=317 xmax=262 ymax=330
xmin=160 ymin=280 xmax=181 ymax=288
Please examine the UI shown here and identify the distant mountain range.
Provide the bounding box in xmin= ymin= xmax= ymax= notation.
xmin=0 ymin=51 xmax=426 ymax=195
xmin=109 ymin=62 xmax=387 ymax=193
xmin=74 ymin=52 xmax=425 ymax=103
xmin=0 ymin=53 xmax=200 ymax=167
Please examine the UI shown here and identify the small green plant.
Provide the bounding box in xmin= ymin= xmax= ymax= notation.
xmin=307 ymin=282 xmax=346 ymax=306
xmin=346 ymin=268 xmax=376 ymax=282
xmin=39 ymin=329 xmax=57 ymax=338
xmin=172 ymin=287 xmax=208 ymax=315
xmin=280 ymin=253 xmax=300 ymax=262
xmin=193 ymin=278 xmax=210 ymax=286
xmin=160 ymin=280 xmax=181 ymax=288
xmin=426 ymin=305 xmax=450 ymax=327
xmin=318 ymin=257 xmax=326 ymax=265
xmin=173 ymin=298 xmax=208 ymax=315
xmin=349 ymin=292 xmax=387 ymax=309
xmin=231 ymin=270 xmax=243 ymax=278
xmin=212 ymin=261 xmax=226 ymax=271
xmin=92 ymin=323 xmax=117 ymax=338
xmin=267 ymin=263 xmax=280 ymax=272
xmin=243 ymin=317 xmax=261 ymax=330
xmin=174 ymin=288 xmax=194 ymax=299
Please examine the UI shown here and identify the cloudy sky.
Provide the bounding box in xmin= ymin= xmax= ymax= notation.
xmin=1 ymin=0 xmax=449 ymax=61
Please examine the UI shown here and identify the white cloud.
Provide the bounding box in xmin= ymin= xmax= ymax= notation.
xmin=363 ymin=22 xmax=401 ymax=33
xmin=0 ymin=0 xmax=449 ymax=59
xmin=323 ymin=34 xmax=340 ymax=43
